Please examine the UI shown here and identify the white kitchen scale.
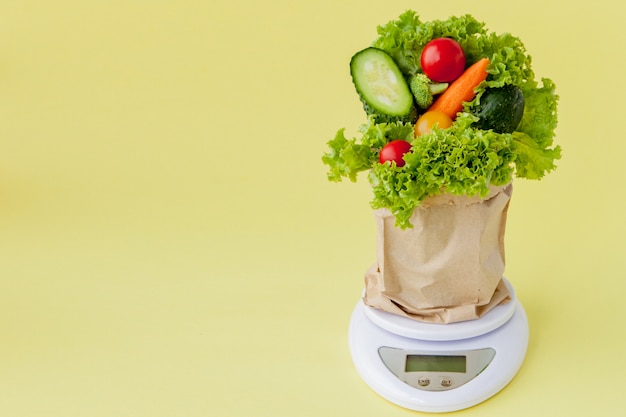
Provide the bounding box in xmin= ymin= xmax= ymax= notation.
xmin=348 ymin=278 xmax=528 ymax=413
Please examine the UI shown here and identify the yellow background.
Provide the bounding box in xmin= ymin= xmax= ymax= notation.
xmin=1 ymin=0 xmax=624 ymax=416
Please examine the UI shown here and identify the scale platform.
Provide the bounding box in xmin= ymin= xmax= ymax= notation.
xmin=348 ymin=278 xmax=529 ymax=413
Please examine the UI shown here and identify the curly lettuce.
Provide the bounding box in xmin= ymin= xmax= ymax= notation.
xmin=322 ymin=117 xmax=414 ymax=182
xmin=322 ymin=11 xmax=561 ymax=228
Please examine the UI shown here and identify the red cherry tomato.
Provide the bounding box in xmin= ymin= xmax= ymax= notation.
xmin=420 ymin=38 xmax=466 ymax=83
xmin=379 ymin=140 xmax=412 ymax=167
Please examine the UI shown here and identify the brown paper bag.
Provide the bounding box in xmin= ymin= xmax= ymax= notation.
xmin=363 ymin=184 xmax=513 ymax=324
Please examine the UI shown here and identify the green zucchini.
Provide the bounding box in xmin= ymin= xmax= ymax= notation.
xmin=350 ymin=47 xmax=416 ymax=123
xmin=472 ymin=85 xmax=525 ymax=133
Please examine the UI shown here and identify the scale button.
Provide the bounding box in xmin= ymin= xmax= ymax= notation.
xmin=417 ymin=377 xmax=430 ymax=387
xmin=440 ymin=377 xmax=454 ymax=388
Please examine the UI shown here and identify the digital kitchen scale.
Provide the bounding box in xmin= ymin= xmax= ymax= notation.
xmin=348 ymin=278 xmax=528 ymax=413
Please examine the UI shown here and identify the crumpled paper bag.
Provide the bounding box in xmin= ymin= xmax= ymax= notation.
xmin=363 ymin=184 xmax=513 ymax=324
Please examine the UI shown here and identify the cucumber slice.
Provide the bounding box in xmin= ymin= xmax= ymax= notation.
xmin=350 ymin=48 xmax=414 ymax=118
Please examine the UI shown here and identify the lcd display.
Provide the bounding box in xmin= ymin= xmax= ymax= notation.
xmin=405 ymin=355 xmax=467 ymax=373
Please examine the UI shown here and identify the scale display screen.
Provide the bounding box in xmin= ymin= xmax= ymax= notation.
xmin=405 ymin=355 xmax=467 ymax=373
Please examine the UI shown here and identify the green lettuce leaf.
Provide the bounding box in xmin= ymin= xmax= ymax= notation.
xmin=511 ymin=132 xmax=561 ymax=179
xmin=322 ymin=117 xmax=414 ymax=182
xmin=511 ymin=77 xmax=561 ymax=179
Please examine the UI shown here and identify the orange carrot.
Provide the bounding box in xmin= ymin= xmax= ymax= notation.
xmin=428 ymin=58 xmax=490 ymax=120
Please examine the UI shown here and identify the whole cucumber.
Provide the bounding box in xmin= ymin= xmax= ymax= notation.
xmin=472 ymin=85 xmax=525 ymax=133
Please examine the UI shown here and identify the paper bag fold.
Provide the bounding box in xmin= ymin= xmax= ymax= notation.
xmin=363 ymin=184 xmax=513 ymax=324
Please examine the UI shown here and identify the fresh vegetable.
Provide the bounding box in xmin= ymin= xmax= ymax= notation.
xmin=408 ymin=73 xmax=448 ymax=109
xmin=428 ymin=58 xmax=490 ymax=120
xmin=323 ymin=11 xmax=561 ymax=228
xmin=379 ymin=140 xmax=413 ymax=166
xmin=414 ymin=111 xmax=453 ymax=137
xmin=409 ymin=74 xmax=434 ymax=109
xmin=420 ymin=38 xmax=466 ymax=83
xmin=472 ymin=85 xmax=525 ymax=133
xmin=350 ymin=47 xmax=416 ymax=123
xmin=511 ymin=78 xmax=560 ymax=180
